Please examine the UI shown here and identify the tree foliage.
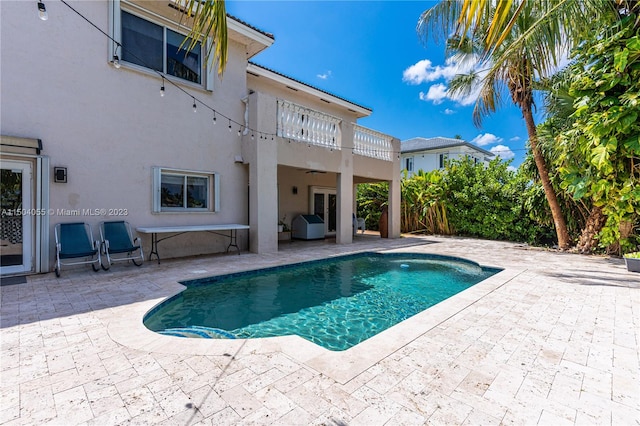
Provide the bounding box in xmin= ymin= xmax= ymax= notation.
xmin=554 ymin=10 xmax=640 ymax=253
xmin=357 ymin=158 xmax=554 ymax=244
xmin=417 ymin=0 xmax=573 ymax=248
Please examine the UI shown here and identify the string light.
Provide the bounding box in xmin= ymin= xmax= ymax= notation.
xmin=37 ymin=1 xmax=48 ymax=20
xmin=212 ymin=112 xmax=217 ymax=124
xmin=112 ymin=44 xmax=121 ymax=68
xmin=192 ymin=98 xmax=197 ymax=113
xmin=160 ymin=77 xmax=165 ymax=97
xmin=228 ymin=120 xmax=232 ymax=132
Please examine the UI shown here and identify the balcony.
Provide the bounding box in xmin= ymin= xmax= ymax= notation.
xmin=353 ymin=125 xmax=393 ymax=161
xmin=277 ymin=99 xmax=341 ymax=150
xmin=276 ymin=99 xmax=393 ymax=161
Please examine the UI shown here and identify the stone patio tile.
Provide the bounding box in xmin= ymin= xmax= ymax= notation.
xmin=449 ymin=388 xmax=509 ymax=421
xmin=418 ymin=391 xmax=473 ymax=425
xmin=151 ymin=384 xmax=193 ymax=418
xmin=87 ymin=389 xmax=125 ymax=418
xmin=274 ymin=406 xmax=314 ymax=425
xmin=252 ymin=385 xmax=298 ymax=419
xmin=219 ymin=384 xmax=264 ymax=419
xmin=430 ymin=363 xmax=471 ymax=396
xmin=186 ymin=385 xmax=227 ymax=418
xmin=114 ymin=367 xmax=168 ymax=395
xmin=282 ymin=381 xmax=334 ymax=418
xmin=611 ymin=371 xmax=639 ymax=408
xmin=212 ymin=366 xmax=258 ymax=393
xmin=0 ymin=405 xmax=20 ymax=424
xmin=384 ymin=406 xmax=427 ymax=425
xmin=538 ymin=408 xmax=574 ymax=426
xmin=52 ymin=384 xmax=93 ymax=424
xmin=610 ymin=400 xmax=640 ymax=425
xmin=582 ymin=368 xmax=612 ymax=399
xmin=320 ymin=383 xmax=368 ymax=419
xmin=265 ymin=365 xmax=312 ymax=393
xmin=456 ymin=369 xmax=495 ymax=396
xmin=121 ymin=385 xmax=163 ymax=420
xmin=85 ymin=406 xmax=135 ymax=425
xmin=548 ymin=370 xmax=583 ymax=404
xmin=99 ymin=352 xmax=133 ymax=375
xmin=348 ymin=399 xmax=403 ymax=426
xmin=238 ymin=406 xmax=276 ymax=424
xmin=578 ymin=390 xmax=614 ymax=423
xmin=461 ymin=409 xmax=502 ymax=425
xmin=309 ymin=406 xmax=352 ymax=426
xmin=242 ymin=368 xmax=289 ymax=394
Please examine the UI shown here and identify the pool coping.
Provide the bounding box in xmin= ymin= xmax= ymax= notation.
xmin=106 ymin=248 xmax=523 ymax=384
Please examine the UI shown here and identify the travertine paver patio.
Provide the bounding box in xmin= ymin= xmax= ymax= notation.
xmin=1 ymin=235 xmax=638 ymax=425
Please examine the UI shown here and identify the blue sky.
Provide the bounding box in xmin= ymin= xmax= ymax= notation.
xmin=227 ymin=1 xmax=533 ymax=167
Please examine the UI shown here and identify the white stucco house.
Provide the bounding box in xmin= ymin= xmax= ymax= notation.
xmin=400 ymin=137 xmax=494 ymax=177
xmin=0 ymin=0 xmax=400 ymax=276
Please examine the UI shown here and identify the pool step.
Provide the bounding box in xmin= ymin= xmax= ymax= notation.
xmin=158 ymin=326 xmax=236 ymax=339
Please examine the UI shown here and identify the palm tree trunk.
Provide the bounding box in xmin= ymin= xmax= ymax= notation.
xmin=576 ymin=205 xmax=606 ymax=253
xmin=522 ymin=105 xmax=572 ymax=249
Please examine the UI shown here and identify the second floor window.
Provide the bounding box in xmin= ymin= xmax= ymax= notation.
xmin=121 ymin=11 xmax=202 ymax=84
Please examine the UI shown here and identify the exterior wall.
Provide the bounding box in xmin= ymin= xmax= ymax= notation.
xmin=401 ymin=146 xmax=490 ymax=176
xmin=1 ymin=0 xmax=253 ymax=267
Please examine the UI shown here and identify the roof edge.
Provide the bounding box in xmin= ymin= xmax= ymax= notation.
xmin=247 ymin=62 xmax=372 ymax=118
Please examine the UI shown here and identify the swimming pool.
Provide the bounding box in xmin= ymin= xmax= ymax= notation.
xmin=143 ymin=252 xmax=500 ymax=351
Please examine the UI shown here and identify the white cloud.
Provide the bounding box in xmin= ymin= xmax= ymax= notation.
xmin=419 ymin=84 xmax=448 ymax=105
xmin=404 ymin=56 xmax=485 ymax=106
xmin=443 ymin=108 xmax=456 ymax=115
xmin=490 ymin=144 xmax=515 ymax=160
xmin=317 ymin=70 xmax=332 ymax=80
xmin=509 ymin=136 xmax=521 ymax=141
xmin=402 ymin=56 xmax=475 ymax=85
xmin=471 ymin=133 xmax=503 ymax=147
xmin=507 ymin=165 xmax=517 ymax=172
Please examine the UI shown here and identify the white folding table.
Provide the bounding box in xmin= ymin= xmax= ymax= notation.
xmin=136 ymin=224 xmax=250 ymax=263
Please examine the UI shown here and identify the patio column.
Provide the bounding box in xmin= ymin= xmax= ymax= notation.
xmin=336 ymin=122 xmax=354 ymax=244
xmin=242 ymin=92 xmax=278 ymax=253
xmin=388 ymin=137 xmax=402 ymax=238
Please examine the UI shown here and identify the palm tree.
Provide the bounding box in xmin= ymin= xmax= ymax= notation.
xmin=181 ymin=0 xmax=228 ymax=75
xmin=439 ymin=0 xmax=624 ymax=58
xmin=417 ymin=1 xmax=577 ymax=249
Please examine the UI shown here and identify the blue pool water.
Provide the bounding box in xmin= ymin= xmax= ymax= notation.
xmin=143 ymin=252 xmax=500 ymax=351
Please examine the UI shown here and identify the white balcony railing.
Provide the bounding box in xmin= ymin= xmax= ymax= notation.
xmin=277 ymin=99 xmax=341 ymax=150
xmin=353 ymin=125 xmax=393 ymax=161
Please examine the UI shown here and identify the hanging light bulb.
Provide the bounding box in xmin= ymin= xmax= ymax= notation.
xmin=112 ymin=44 xmax=121 ymax=68
xmin=237 ymin=128 xmax=241 ymax=137
xmin=192 ymin=98 xmax=197 ymax=113
xmin=212 ymin=112 xmax=217 ymax=124
xmin=37 ymin=1 xmax=48 ymax=20
xmin=160 ymin=77 xmax=165 ymax=97
xmin=228 ymin=120 xmax=232 ymax=132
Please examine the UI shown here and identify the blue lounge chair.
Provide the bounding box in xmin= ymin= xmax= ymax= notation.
xmin=54 ymin=222 xmax=101 ymax=277
xmin=99 ymin=221 xmax=143 ymax=270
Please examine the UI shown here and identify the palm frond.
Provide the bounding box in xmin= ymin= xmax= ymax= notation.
xmin=182 ymin=0 xmax=228 ymax=76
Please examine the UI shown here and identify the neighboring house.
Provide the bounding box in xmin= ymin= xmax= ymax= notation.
xmin=400 ymin=137 xmax=494 ymax=177
xmin=0 ymin=0 xmax=400 ymax=276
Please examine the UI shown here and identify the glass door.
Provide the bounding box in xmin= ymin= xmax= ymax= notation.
xmin=310 ymin=187 xmax=336 ymax=235
xmin=1 ymin=160 xmax=33 ymax=275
